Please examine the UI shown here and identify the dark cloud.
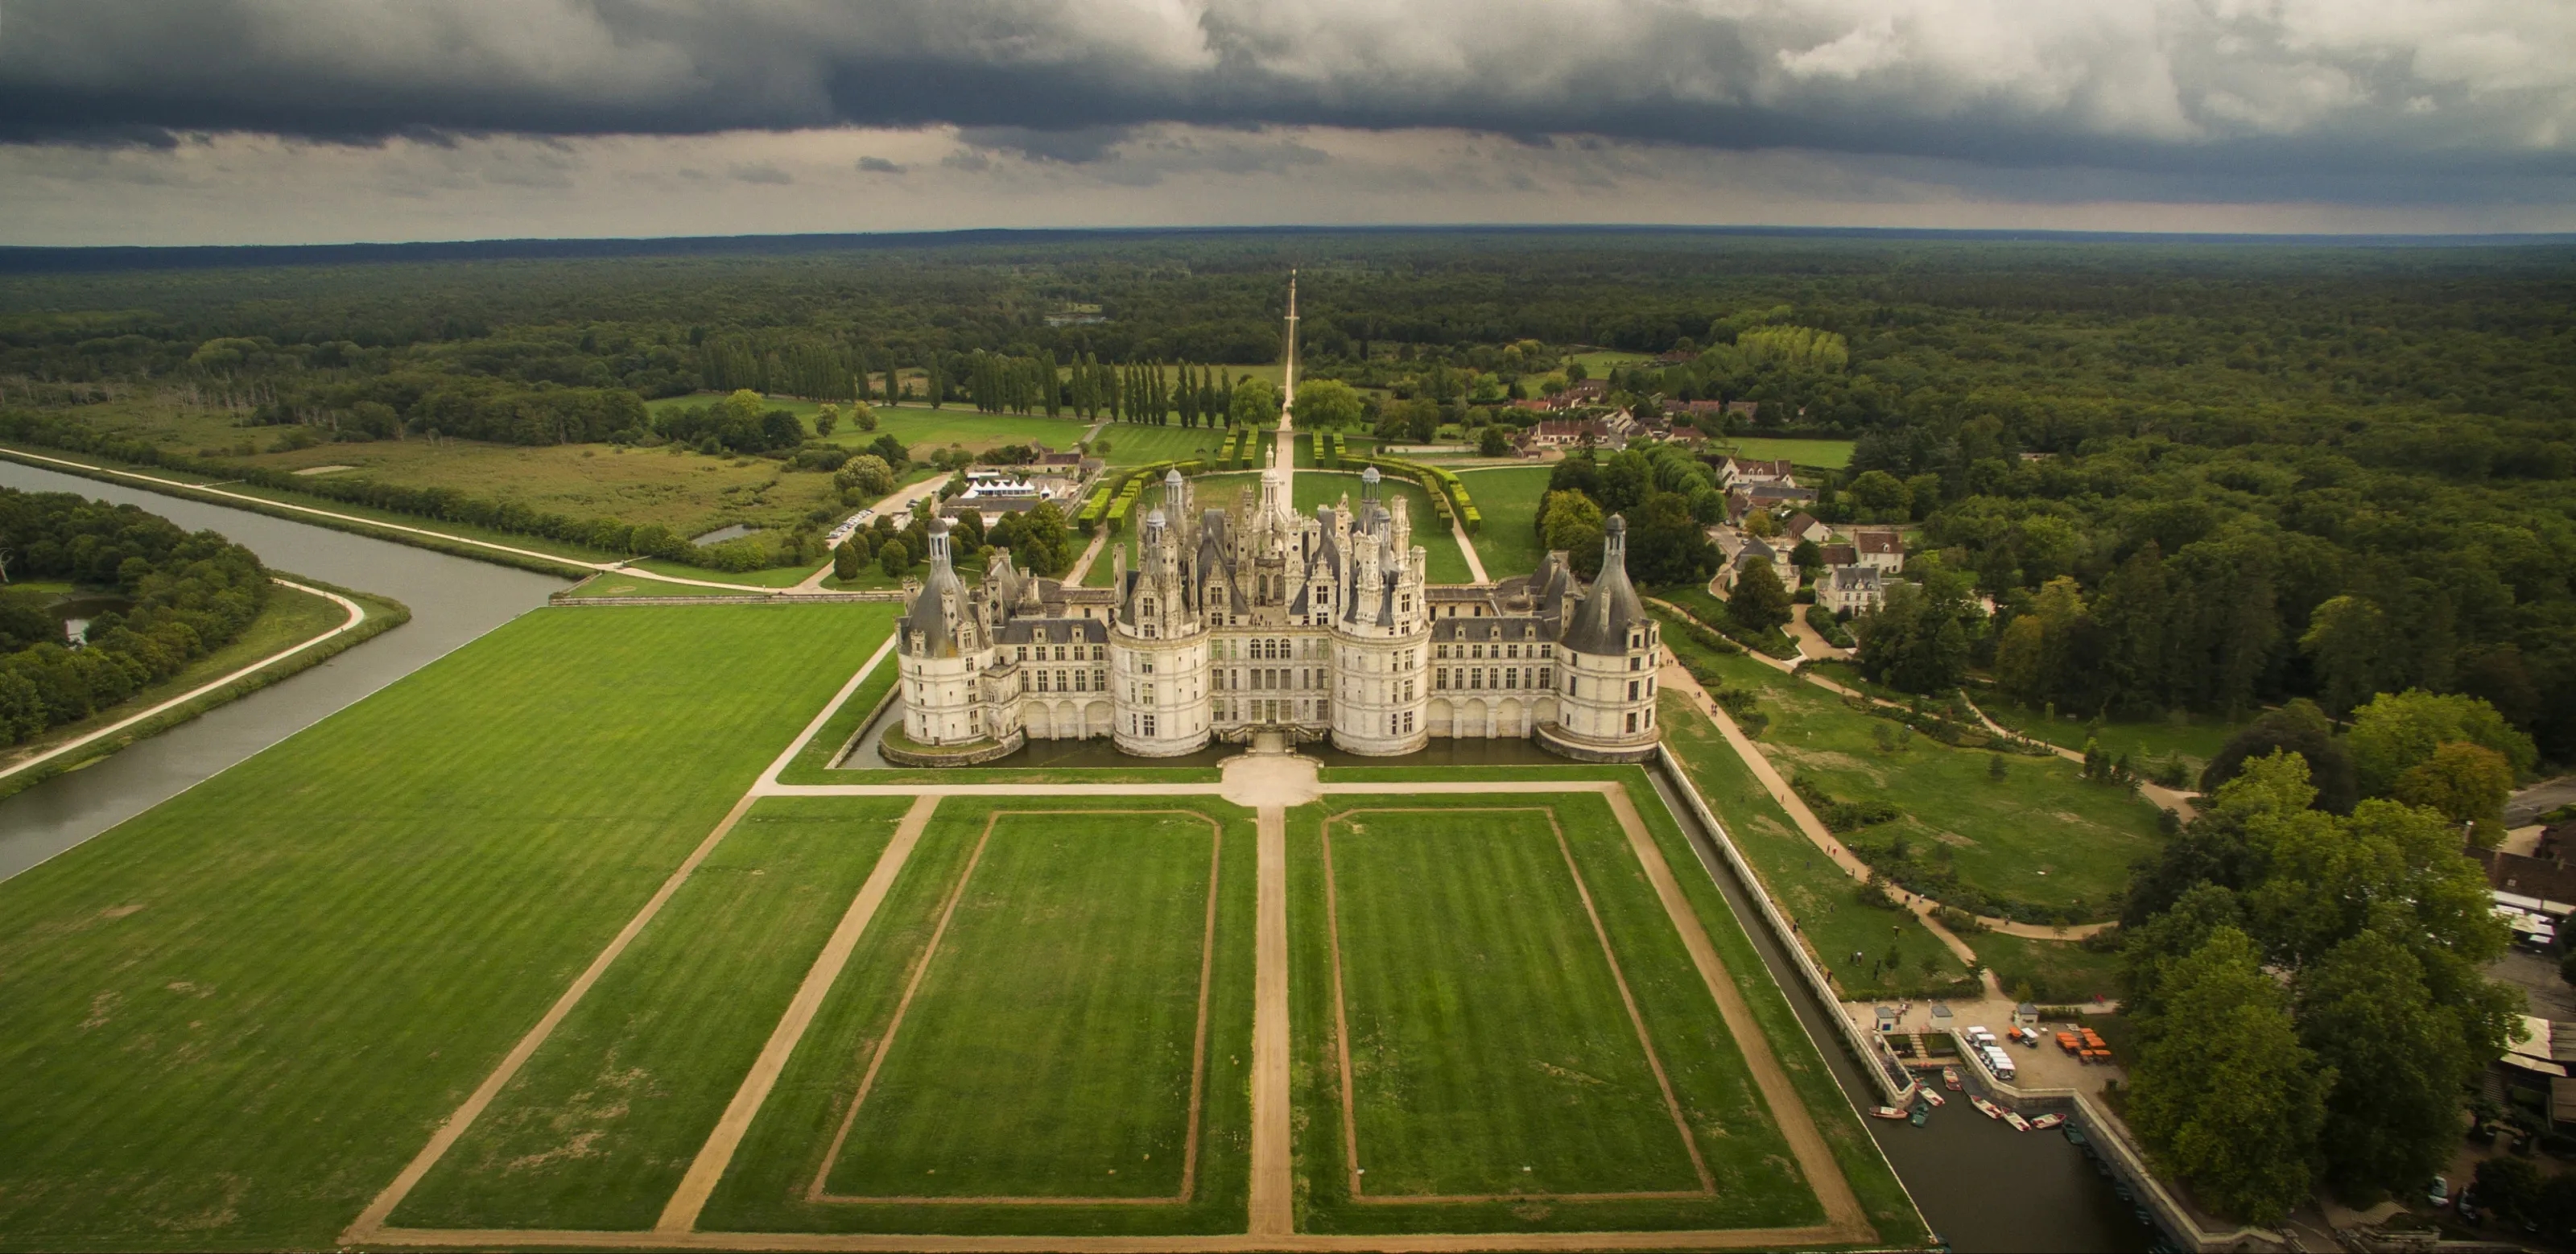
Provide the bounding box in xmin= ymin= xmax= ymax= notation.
xmin=0 ymin=0 xmax=2569 ymax=188
xmin=729 ymin=161 xmax=792 ymax=184
xmin=855 ymin=155 xmax=906 ymax=174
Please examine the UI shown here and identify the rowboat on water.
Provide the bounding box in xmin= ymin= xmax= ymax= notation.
xmin=2029 ymin=1112 xmax=2064 ymax=1130
xmin=1870 ymin=1105 xmax=1909 ymax=1120
xmin=1918 ymin=1088 xmax=1946 ymax=1107
xmin=2004 ymin=1111 xmax=2033 ymax=1132
xmin=1971 ymin=1096 xmax=2005 ymax=1120
xmin=1942 ymin=1067 xmax=1963 ymax=1090
xmin=1909 ymin=1104 xmax=1930 ymax=1127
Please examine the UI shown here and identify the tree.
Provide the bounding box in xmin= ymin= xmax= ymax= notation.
xmin=1845 ymin=469 xmax=1911 ymax=522
xmin=2200 ymin=699 xmax=2359 ymax=814
xmin=1629 ymin=492 xmax=1718 ymax=587
xmin=2391 ymin=740 xmax=2514 ymax=844
xmin=1290 ymin=378 xmax=1362 ymax=429
xmin=2124 ymin=926 xmax=2328 ymax=1225
xmin=1229 ymin=377 xmax=1278 ymax=428
xmin=867 ymin=434 xmax=909 ymax=468
xmin=2299 ymin=595 xmax=2392 ymax=716
xmin=2297 ymin=930 xmax=2478 ymax=1201
xmin=814 ymin=403 xmax=840 ymax=436
xmin=1853 ymin=560 xmax=1977 ymax=694
xmin=1538 ymin=490 xmax=1605 ymax=574
xmin=1477 ymin=424 xmax=1511 ymax=457
xmin=2347 ymin=689 xmax=2537 ymax=798
xmin=849 ymin=400 xmax=879 ymax=431
xmin=877 ymin=538 xmax=910 ymax=576
xmin=1729 ymin=559 xmax=1792 ymax=634
xmin=1790 ymin=538 xmax=1823 ymax=573
xmin=832 ymin=538 xmax=863 ymax=581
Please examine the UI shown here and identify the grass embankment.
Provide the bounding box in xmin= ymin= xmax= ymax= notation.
xmin=1455 ymin=465 xmax=1553 ymax=578
xmin=1289 ymin=788 xmax=1925 ymax=1244
xmin=1655 ymin=584 xmax=1800 ymax=658
xmin=0 ymin=602 xmax=898 ymax=1251
xmin=395 ymin=796 xmax=916 ymax=1229
xmin=1694 ymin=646 xmax=2165 ymax=924
xmin=560 ymin=571 xmax=770 ymax=599
xmin=0 ymin=578 xmax=411 ymax=803
xmin=703 ymin=797 xmax=1256 ymax=1236
xmin=1656 ymin=688 xmax=1975 ymax=1001
xmin=1971 ymin=930 xmax=2128 ymax=1004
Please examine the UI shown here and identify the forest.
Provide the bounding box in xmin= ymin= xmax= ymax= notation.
xmin=0 ymin=229 xmax=2570 ymax=765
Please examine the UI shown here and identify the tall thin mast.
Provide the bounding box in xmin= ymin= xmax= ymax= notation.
xmin=1281 ymin=269 xmax=1298 ymax=416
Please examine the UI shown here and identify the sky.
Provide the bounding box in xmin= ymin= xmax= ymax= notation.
xmin=2 ymin=0 xmax=2572 ymax=246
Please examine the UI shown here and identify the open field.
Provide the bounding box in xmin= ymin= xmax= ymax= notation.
xmin=564 ymin=570 xmax=774 ymax=597
xmin=1455 ymin=466 xmax=1553 ymax=579
xmin=1088 ymin=422 xmax=1236 ymax=468
xmin=1972 ymin=930 xmax=2127 ymax=1004
xmin=1655 ymin=686 xmax=1975 ymax=1001
xmin=1719 ymin=438 xmax=1855 ymax=471
xmin=0 ymin=602 xmax=898 ymax=1252
xmin=394 ymin=795 xmax=917 ymax=1231
xmin=1697 ymin=648 xmax=2166 ymax=922
xmin=701 ymin=796 xmax=1256 ymax=1236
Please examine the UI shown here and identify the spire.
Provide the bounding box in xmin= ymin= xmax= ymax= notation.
xmin=926 ymin=516 xmax=952 ymax=571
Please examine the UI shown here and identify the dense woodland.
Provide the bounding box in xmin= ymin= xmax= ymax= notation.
xmin=2 ymin=229 xmax=2574 ymax=1222
xmin=0 ymin=490 xmax=270 ymax=745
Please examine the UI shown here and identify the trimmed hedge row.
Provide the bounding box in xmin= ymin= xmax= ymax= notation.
xmin=1345 ymin=452 xmax=1480 ymax=534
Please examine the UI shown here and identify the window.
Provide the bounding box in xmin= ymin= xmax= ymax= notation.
xmin=1143 ymin=684 xmax=1156 ymax=703
xmin=1403 ymin=711 xmax=1415 ymax=733
xmin=1055 ymin=646 xmax=1066 ymax=662
xmin=1144 ymin=714 xmax=1158 ymax=737
xmin=1628 ymin=679 xmax=1641 ymax=701
xmin=1141 ymin=657 xmax=1156 ymax=674
xmin=1507 ymin=644 xmax=1521 ymax=659
xmin=1626 ymin=711 xmax=1638 ymax=733
xmin=1437 ymin=644 xmax=1450 ymax=660
xmin=1539 ymin=644 xmax=1554 ymax=658
xmin=1470 ymin=667 xmax=1483 ymax=689
xmin=1506 ymin=667 xmax=1519 ymax=689
xmin=1630 ymin=655 xmax=1643 ymax=670
xmin=1436 ymin=668 xmax=1450 ymax=691
xmin=1539 ymin=667 xmax=1552 ymax=687
xmin=1016 ymin=646 xmax=1027 ymax=662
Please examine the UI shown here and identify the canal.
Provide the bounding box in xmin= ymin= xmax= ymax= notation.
xmin=0 ymin=460 xmax=2149 ymax=1250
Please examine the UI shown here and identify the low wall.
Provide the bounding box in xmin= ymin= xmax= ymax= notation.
xmin=877 ymin=728 xmax=1026 ymax=768
xmin=1653 ymin=744 xmax=1916 ymax=1106
xmin=1538 ymin=724 xmax=1659 ymax=764
xmin=549 ymin=589 xmax=904 ymax=607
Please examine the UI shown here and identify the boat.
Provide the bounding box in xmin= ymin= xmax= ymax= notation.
xmin=1909 ymin=1105 xmax=1930 ymax=1127
xmin=1870 ymin=1105 xmax=1909 ymax=1120
xmin=1942 ymin=1067 xmax=1962 ymax=1091
xmin=1918 ymin=1088 xmax=1946 ymax=1107
xmin=1971 ymin=1096 xmax=2005 ymax=1120
xmin=2029 ymin=1112 xmax=2062 ymax=1129
xmin=2115 ymin=1182 xmax=2135 ymax=1202
xmin=2063 ymin=1127 xmax=2089 ymax=1147
xmin=2004 ymin=1111 xmax=2033 ymax=1132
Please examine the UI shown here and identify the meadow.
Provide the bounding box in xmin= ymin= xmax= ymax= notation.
xmin=1719 ymin=438 xmax=1854 ymax=471
xmin=0 ymin=602 xmax=898 ymax=1252
xmin=1975 ymin=696 xmax=2245 ymax=779
xmin=700 ymin=796 xmax=1257 ymax=1236
xmin=1695 ymin=648 xmax=2166 ymax=922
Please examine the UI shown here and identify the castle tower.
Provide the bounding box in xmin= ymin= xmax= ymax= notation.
xmin=894 ymin=517 xmax=1016 ymax=749
xmin=1539 ymin=515 xmax=1661 ymax=761
xmin=1113 ymin=506 xmax=1212 ymax=756
xmin=1327 ymin=468 xmax=1433 ymax=755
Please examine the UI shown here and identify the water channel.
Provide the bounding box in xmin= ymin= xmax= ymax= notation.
xmin=0 ymin=461 xmax=565 ymax=880
xmin=0 ymin=461 xmax=2145 ymax=1249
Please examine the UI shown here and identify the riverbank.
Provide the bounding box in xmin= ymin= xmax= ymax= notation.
xmin=0 ymin=575 xmax=409 ymax=803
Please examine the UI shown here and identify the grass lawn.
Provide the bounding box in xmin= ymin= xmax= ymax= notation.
xmin=1455 ymin=466 xmax=1554 ymax=580
xmin=394 ymin=795 xmax=915 ymax=1230
xmin=630 ymin=557 xmax=822 ymax=588
xmin=1972 ymin=931 xmax=2127 ymax=1005
xmin=1692 ymin=648 xmax=2166 ymax=923
xmin=563 ymin=571 xmax=769 ymax=598
xmin=701 ymin=797 xmax=1254 ymax=1235
xmin=1289 ymin=789 xmax=1892 ymax=1237
xmin=1655 ymin=687 xmax=1976 ymax=1002
xmin=1976 ymin=696 xmax=2245 ymax=779
xmin=1719 ymin=438 xmax=1856 ymax=472
xmin=1567 ymin=352 xmax=1651 ymax=377
xmin=0 ymin=602 xmax=898 ymax=1251
xmin=1088 ymin=423 xmax=1234 ymax=468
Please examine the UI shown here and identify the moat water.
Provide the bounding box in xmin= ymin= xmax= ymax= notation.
xmin=0 ymin=463 xmax=2147 ymax=1251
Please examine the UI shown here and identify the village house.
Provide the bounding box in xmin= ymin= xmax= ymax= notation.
xmin=1725 ymin=483 xmax=1818 ymax=525
xmin=1818 ymin=565 xmax=1885 ymax=614
xmin=1853 ymin=527 xmax=1905 ymax=573
xmin=1815 ymin=542 xmax=1858 ymax=570
xmin=1517 ymin=419 xmax=1626 ymax=452
xmin=1720 ymin=456 xmax=1798 ymax=489
xmin=1781 ymin=513 xmax=1832 ymax=547
xmin=1722 ymin=536 xmax=1786 ymax=592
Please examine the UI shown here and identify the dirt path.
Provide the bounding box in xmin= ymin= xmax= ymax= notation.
xmin=1063 ymin=527 xmax=1111 ymax=585
xmin=1249 ymin=806 xmax=1294 ymax=1236
xmin=0 ymin=577 xmax=368 ymax=785
xmin=657 ymin=794 xmax=940 ymax=1232
xmin=1781 ymin=613 xmax=1845 ymax=662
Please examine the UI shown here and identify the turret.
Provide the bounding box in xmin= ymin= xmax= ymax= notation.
xmin=1538 ymin=514 xmax=1661 ymax=761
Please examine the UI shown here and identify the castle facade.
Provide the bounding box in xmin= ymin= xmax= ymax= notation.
xmin=890 ymin=460 xmax=1663 ymax=764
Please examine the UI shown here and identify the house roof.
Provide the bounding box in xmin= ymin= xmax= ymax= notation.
xmin=1727 ymin=457 xmax=1795 ymax=477
xmin=1818 ymin=542 xmax=1859 ymax=567
xmin=1855 ymin=528 xmax=1904 ymax=555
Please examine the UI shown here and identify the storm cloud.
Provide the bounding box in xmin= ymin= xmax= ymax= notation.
xmin=1 ymin=0 xmax=2570 ymax=180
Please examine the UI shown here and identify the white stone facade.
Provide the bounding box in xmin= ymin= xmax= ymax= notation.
xmin=893 ymin=464 xmax=1660 ymax=761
